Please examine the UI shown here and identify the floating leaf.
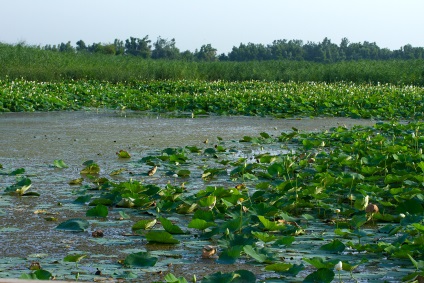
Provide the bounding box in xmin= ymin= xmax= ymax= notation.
xmin=188 ymin=218 xmax=216 ymax=230
xmin=86 ymin=204 xmax=108 ymax=217
xmin=110 ymin=168 xmax=126 ymax=175
xmin=20 ymin=270 xmax=52 ymax=280
xmin=199 ymin=195 xmax=217 ymax=210
xmin=159 ymin=217 xmax=185 ymax=234
xmin=164 ymin=273 xmax=189 ymax=283
xmin=116 ymin=150 xmax=131 ymax=158
xmin=132 ymin=219 xmax=157 ymax=231
xmin=53 ymin=159 xmax=68 ymax=168
xmin=303 ymin=257 xmax=334 ymax=269
xmin=303 ymin=268 xmax=335 ymax=283
xmin=201 ymin=270 xmax=255 ymax=283
xmin=4 ymin=177 xmax=31 ymax=195
xmin=177 ymin=169 xmax=191 ymax=177
xmin=69 ymin=177 xmax=84 ymax=185
xmin=243 ymin=245 xmax=267 ymax=263
xmin=73 ymin=195 xmax=92 ymax=204
xmin=81 ymin=163 xmax=100 ymax=174
xmin=258 ymin=215 xmax=284 ymax=231
xmin=63 ymin=254 xmax=87 ymax=263
xmin=217 ymin=246 xmax=243 ymax=264
xmin=265 ymin=263 xmax=293 ymax=272
xmin=124 ymin=252 xmax=158 ymax=267
xmin=10 ymin=168 xmax=25 ymax=175
xmin=56 ymin=218 xmax=89 ymax=232
xmin=320 ymin=239 xmax=346 ymax=253
xmin=118 ymin=211 xmax=131 ymax=220
xmin=145 ymin=231 xmax=179 ymax=244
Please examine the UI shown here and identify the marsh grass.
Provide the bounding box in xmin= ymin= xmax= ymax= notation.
xmin=1 ymin=43 xmax=424 ymax=84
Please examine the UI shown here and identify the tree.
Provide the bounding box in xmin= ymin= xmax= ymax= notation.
xmin=125 ymin=36 xmax=151 ymax=58
xmin=195 ymin=44 xmax=217 ymax=61
xmin=152 ymin=37 xmax=180 ymax=59
xmin=58 ymin=41 xmax=74 ymax=52
xmin=180 ymin=50 xmax=195 ymax=61
xmin=113 ymin=39 xmax=125 ymax=55
xmin=76 ymin=40 xmax=87 ymax=52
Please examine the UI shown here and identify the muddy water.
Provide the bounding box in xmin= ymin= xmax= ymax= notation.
xmin=0 ymin=110 xmax=378 ymax=164
xmin=0 ymin=111 xmax=380 ymax=281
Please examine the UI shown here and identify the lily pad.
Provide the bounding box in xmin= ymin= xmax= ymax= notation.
xmin=56 ymin=218 xmax=89 ymax=232
xmin=145 ymin=231 xmax=179 ymax=244
xmin=303 ymin=268 xmax=335 ymax=283
xmin=124 ymin=252 xmax=158 ymax=267
xmin=159 ymin=217 xmax=185 ymax=234
xmin=53 ymin=159 xmax=68 ymax=168
xmin=86 ymin=204 xmax=109 ymax=217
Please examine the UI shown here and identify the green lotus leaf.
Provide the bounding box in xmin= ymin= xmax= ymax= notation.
xmin=320 ymin=239 xmax=346 ymax=253
xmin=53 ymin=159 xmax=68 ymax=168
xmin=145 ymin=231 xmax=179 ymax=244
xmin=20 ymin=269 xmax=52 ymax=280
xmin=303 ymin=257 xmax=334 ymax=269
xmin=86 ymin=204 xmax=109 ymax=217
xmin=81 ymin=163 xmax=100 ymax=174
xmin=73 ymin=194 xmax=92 ymax=204
xmin=69 ymin=177 xmax=84 ymax=185
xmin=110 ymin=168 xmax=126 ymax=175
xmin=115 ymin=270 xmax=138 ymax=279
xmin=116 ymin=150 xmax=131 ymax=158
xmin=56 ymin=218 xmax=89 ymax=232
xmin=243 ymin=245 xmax=272 ymax=263
xmin=124 ymin=252 xmax=158 ymax=267
xmin=164 ymin=273 xmax=189 ymax=283
xmin=303 ymin=268 xmax=335 ymax=283
xmin=188 ymin=218 xmax=216 ymax=230
xmin=177 ymin=169 xmax=190 ymax=177
xmin=265 ymin=263 xmax=293 ymax=272
xmin=217 ymin=246 xmax=243 ymax=264
xmin=64 ymin=254 xmax=87 ymax=263
xmin=159 ymin=217 xmax=185 ymax=234
xmin=132 ymin=219 xmax=157 ymax=231
xmin=10 ymin=168 xmax=25 ymax=175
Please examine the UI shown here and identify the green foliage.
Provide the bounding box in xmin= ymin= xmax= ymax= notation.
xmin=3 ymin=79 xmax=424 ymax=121
xmin=123 ymin=252 xmax=158 ymax=267
xmin=1 ymin=43 xmax=424 ymax=84
xmin=86 ymin=204 xmax=109 ymax=217
xmin=56 ymin=218 xmax=89 ymax=232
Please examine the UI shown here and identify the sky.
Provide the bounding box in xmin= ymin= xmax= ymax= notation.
xmin=1 ymin=0 xmax=423 ymax=54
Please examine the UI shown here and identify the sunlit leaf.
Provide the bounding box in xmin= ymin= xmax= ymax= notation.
xmin=63 ymin=254 xmax=87 ymax=263
xmin=86 ymin=204 xmax=108 ymax=217
xmin=145 ymin=231 xmax=179 ymax=244
xmin=124 ymin=252 xmax=158 ymax=267
xmin=53 ymin=159 xmax=68 ymax=168
xmin=188 ymin=219 xmax=216 ymax=230
xmin=116 ymin=150 xmax=131 ymax=158
xmin=159 ymin=217 xmax=185 ymax=234
xmin=132 ymin=219 xmax=157 ymax=231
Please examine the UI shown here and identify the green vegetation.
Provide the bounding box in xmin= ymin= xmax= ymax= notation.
xmin=2 ymin=34 xmax=424 ymax=282
xmin=1 ymin=43 xmax=424 ymax=84
xmin=15 ymin=35 xmax=424 ymax=62
xmin=1 ymin=79 xmax=424 ymax=120
xmin=3 ymin=122 xmax=424 ymax=281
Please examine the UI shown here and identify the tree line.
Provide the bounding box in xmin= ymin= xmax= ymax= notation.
xmin=35 ymin=35 xmax=424 ymax=62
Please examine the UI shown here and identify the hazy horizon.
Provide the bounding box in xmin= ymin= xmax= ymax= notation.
xmin=2 ymin=0 xmax=423 ymax=53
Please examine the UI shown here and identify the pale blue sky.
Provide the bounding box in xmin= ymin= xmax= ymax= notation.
xmin=1 ymin=0 xmax=423 ymax=53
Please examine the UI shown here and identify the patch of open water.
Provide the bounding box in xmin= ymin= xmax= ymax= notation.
xmin=0 ymin=111 xmax=392 ymax=281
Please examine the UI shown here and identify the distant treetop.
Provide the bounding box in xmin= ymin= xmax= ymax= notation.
xmin=32 ymin=35 xmax=424 ymax=62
